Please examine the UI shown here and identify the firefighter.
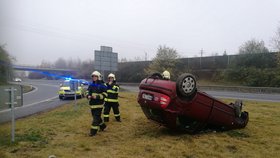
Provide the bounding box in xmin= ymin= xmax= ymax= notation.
xmin=87 ymin=71 xmax=107 ymax=136
xmin=162 ymin=70 xmax=171 ymax=80
xmin=103 ymin=73 xmax=121 ymax=122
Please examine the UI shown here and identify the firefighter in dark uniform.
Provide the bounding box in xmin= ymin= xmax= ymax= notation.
xmin=87 ymin=71 xmax=107 ymax=136
xmin=103 ymin=73 xmax=121 ymax=122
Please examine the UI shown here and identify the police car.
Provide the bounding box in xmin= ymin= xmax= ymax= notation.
xmin=58 ymin=79 xmax=87 ymax=100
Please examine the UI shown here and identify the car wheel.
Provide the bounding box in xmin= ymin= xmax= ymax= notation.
xmin=176 ymin=73 xmax=197 ymax=99
xmin=59 ymin=96 xmax=64 ymax=100
xmin=150 ymin=72 xmax=163 ymax=79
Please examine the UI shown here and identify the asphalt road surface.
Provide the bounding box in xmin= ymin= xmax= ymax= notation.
xmin=0 ymin=80 xmax=73 ymax=123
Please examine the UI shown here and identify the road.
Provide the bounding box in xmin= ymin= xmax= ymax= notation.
xmin=0 ymin=80 xmax=72 ymax=123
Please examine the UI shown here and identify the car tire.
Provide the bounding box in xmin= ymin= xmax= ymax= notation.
xmin=176 ymin=73 xmax=197 ymax=99
xmin=59 ymin=96 xmax=64 ymax=100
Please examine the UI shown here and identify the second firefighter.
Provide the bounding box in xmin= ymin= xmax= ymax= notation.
xmin=103 ymin=73 xmax=121 ymax=122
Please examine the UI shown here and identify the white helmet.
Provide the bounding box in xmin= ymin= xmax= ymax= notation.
xmin=108 ymin=73 xmax=116 ymax=80
xmin=162 ymin=70 xmax=170 ymax=80
xmin=91 ymin=71 xmax=101 ymax=80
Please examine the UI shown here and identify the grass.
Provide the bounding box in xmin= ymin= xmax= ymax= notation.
xmin=22 ymin=84 xmax=33 ymax=93
xmin=0 ymin=92 xmax=280 ymax=158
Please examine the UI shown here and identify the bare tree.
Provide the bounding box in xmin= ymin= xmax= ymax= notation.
xmin=271 ymin=23 xmax=280 ymax=66
xmin=272 ymin=23 xmax=280 ymax=52
xmin=234 ymin=39 xmax=276 ymax=68
xmin=39 ymin=60 xmax=53 ymax=68
xmin=67 ymin=57 xmax=81 ymax=69
xmin=54 ymin=57 xmax=67 ymax=69
xmin=119 ymin=58 xmax=127 ymax=63
xmin=145 ymin=45 xmax=180 ymax=79
xmin=239 ymin=39 xmax=269 ymax=54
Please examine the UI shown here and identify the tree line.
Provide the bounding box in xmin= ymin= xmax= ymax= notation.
xmin=0 ymin=45 xmax=13 ymax=85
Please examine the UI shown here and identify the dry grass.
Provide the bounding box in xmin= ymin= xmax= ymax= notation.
xmin=0 ymin=92 xmax=280 ymax=158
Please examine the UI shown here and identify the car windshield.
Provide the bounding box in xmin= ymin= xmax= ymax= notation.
xmin=62 ymin=80 xmax=84 ymax=87
xmin=62 ymin=81 xmax=70 ymax=87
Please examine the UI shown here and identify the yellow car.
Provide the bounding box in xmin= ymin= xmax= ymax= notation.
xmin=58 ymin=79 xmax=87 ymax=100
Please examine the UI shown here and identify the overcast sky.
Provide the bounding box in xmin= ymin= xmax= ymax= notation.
xmin=0 ymin=0 xmax=280 ymax=65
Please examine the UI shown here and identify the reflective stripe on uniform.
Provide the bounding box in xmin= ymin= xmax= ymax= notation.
xmin=91 ymin=93 xmax=104 ymax=99
xmin=103 ymin=114 xmax=109 ymax=117
xmin=91 ymin=125 xmax=99 ymax=130
xmin=103 ymin=92 xmax=108 ymax=97
xmin=91 ymin=93 xmax=98 ymax=98
xmin=107 ymin=90 xmax=118 ymax=94
xmin=104 ymin=98 xmax=118 ymax=102
xmin=98 ymin=94 xmax=104 ymax=99
xmin=113 ymin=85 xmax=119 ymax=90
xmin=114 ymin=114 xmax=120 ymax=117
xmin=90 ymin=105 xmax=104 ymax=109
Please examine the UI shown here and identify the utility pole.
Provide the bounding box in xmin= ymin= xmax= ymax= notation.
xmin=5 ymin=87 xmax=17 ymax=142
xmin=145 ymin=52 xmax=147 ymax=61
xmin=200 ymin=49 xmax=203 ymax=69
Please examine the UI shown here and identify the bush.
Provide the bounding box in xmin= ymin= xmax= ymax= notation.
xmin=224 ymin=67 xmax=280 ymax=87
xmin=0 ymin=46 xmax=13 ymax=84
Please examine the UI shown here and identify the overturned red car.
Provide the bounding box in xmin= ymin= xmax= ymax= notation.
xmin=137 ymin=73 xmax=249 ymax=133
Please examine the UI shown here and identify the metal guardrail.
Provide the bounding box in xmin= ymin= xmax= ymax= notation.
xmin=119 ymin=82 xmax=280 ymax=94
xmin=198 ymin=85 xmax=280 ymax=94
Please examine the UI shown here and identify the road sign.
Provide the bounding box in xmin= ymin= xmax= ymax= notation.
xmin=94 ymin=46 xmax=118 ymax=72
xmin=69 ymin=80 xmax=79 ymax=110
xmin=0 ymin=85 xmax=23 ymax=111
xmin=1 ymin=85 xmax=23 ymax=142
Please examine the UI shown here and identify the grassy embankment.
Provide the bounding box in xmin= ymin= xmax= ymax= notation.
xmin=21 ymin=84 xmax=33 ymax=93
xmin=0 ymin=92 xmax=280 ymax=158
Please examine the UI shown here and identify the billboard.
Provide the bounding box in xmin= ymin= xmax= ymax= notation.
xmin=94 ymin=46 xmax=118 ymax=72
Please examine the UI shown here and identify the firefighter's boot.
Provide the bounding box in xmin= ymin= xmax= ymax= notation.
xmin=89 ymin=129 xmax=98 ymax=137
xmin=100 ymin=123 xmax=107 ymax=131
xmin=115 ymin=116 xmax=121 ymax=122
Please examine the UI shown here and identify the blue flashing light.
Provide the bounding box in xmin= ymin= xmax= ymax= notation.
xmin=65 ymin=77 xmax=72 ymax=80
xmin=29 ymin=69 xmax=74 ymax=80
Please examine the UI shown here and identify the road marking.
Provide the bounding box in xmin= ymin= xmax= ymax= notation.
xmin=24 ymin=96 xmax=58 ymax=107
xmin=0 ymin=96 xmax=58 ymax=113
